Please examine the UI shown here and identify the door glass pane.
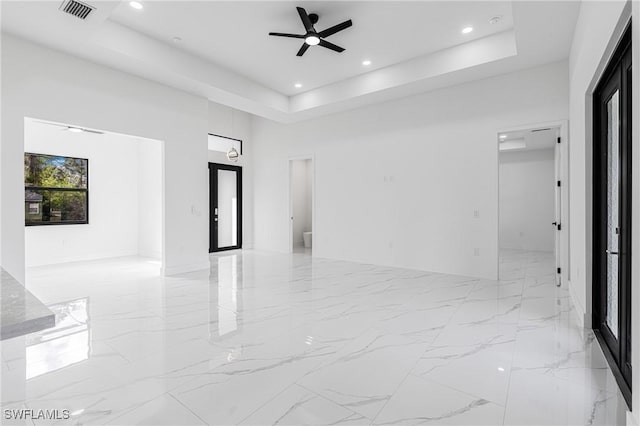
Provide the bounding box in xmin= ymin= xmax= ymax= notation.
xmin=606 ymin=90 xmax=619 ymax=338
xmin=217 ymin=169 xmax=238 ymax=248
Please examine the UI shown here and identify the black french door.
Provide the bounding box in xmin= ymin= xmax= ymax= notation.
xmin=209 ymin=163 xmax=242 ymax=252
xmin=593 ymin=23 xmax=632 ymax=407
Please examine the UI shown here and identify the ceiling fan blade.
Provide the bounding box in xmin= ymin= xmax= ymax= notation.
xmin=319 ymin=39 xmax=345 ymax=53
xmin=296 ymin=43 xmax=310 ymax=57
xmin=318 ymin=19 xmax=352 ymax=38
xmin=297 ymin=7 xmax=314 ymax=32
xmin=269 ymin=32 xmax=305 ymax=38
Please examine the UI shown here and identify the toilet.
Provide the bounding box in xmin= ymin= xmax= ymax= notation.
xmin=303 ymin=232 xmax=312 ymax=248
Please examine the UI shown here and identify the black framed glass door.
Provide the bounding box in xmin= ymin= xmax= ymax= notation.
xmin=593 ymin=23 xmax=632 ymax=407
xmin=209 ymin=163 xmax=242 ymax=252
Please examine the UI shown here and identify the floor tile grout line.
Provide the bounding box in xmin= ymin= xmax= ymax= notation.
xmin=396 ymin=264 xmax=521 ymax=415
xmin=369 ymin=277 xmax=476 ymax=424
xmin=232 ymin=335 xmax=358 ymax=426
xmin=99 ymin=339 xmax=134 ymax=365
xmin=407 ymin=372 xmax=508 ymax=407
xmin=168 ymin=392 xmax=209 ymax=425
xmin=233 ymin=381 xmax=299 ymax=425
xmin=293 ymin=323 xmax=397 ymax=423
xmin=11 ymin=250 xmax=623 ymax=425
xmin=295 ymin=382 xmax=368 ymax=424
xmin=500 ymin=252 xmax=526 ymax=426
xmin=92 ymin=391 xmax=171 ymax=425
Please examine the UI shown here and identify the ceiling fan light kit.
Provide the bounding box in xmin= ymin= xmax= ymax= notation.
xmin=269 ymin=7 xmax=352 ymax=57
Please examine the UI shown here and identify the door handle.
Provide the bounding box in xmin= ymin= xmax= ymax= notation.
xmin=606 ymin=250 xmax=619 ymax=255
xmin=552 ymin=222 xmax=557 ymax=226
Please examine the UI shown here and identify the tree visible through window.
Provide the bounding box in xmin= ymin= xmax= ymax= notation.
xmin=24 ymin=153 xmax=89 ymax=225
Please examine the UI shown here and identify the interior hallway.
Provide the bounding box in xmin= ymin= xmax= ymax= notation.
xmin=1 ymin=250 xmax=628 ymax=425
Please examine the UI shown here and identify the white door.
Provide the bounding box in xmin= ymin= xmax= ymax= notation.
xmin=554 ymin=134 xmax=562 ymax=286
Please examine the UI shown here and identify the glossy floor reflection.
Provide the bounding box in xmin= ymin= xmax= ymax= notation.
xmin=0 ymin=250 xmax=628 ymax=425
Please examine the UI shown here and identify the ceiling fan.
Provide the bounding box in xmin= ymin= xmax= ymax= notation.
xmin=269 ymin=7 xmax=352 ymax=57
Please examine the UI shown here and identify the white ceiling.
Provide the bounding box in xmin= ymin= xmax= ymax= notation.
xmin=109 ymin=1 xmax=514 ymax=95
xmin=0 ymin=1 xmax=580 ymax=122
xmin=499 ymin=127 xmax=558 ymax=152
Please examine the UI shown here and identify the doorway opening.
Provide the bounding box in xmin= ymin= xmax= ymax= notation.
xmin=209 ymin=163 xmax=242 ymax=252
xmin=592 ymin=23 xmax=632 ymax=407
xmin=289 ymin=158 xmax=313 ymax=254
xmin=497 ymin=125 xmax=563 ymax=283
xmin=23 ymin=117 xmax=164 ymax=272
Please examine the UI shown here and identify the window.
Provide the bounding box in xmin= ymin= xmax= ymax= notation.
xmin=24 ymin=153 xmax=89 ymax=225
xmin=592 ymin=23 xmax=632 ymax=405
xmin=208 ymin=134 xmax=242 ymax=156
xmin=28 ymin=203 xmax=40 ymax=215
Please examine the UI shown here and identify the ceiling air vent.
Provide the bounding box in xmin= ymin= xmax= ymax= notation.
xmin=59 ymin=0 xmax=95 ymax=20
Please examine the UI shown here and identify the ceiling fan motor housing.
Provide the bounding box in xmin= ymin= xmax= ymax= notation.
xmin=268 ymin=7 xmax=352 ymax=56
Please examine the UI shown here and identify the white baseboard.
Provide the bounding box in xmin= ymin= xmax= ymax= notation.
xmin=161 ymin=260 xmax=210 ymax=276
xmin=26 ymin=250 xmax=139 ymax=268
xmin=567 ymin=279 xmax=590 ymax=328
xmin=138 ymin=250 xmax=162 ymax=260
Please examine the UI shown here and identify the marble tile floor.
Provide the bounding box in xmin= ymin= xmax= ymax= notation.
xmin=0 ymin=249 xmax=629 ymax=425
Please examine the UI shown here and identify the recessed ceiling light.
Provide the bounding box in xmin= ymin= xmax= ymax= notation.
xmin=462 ymin=26 xmax=473 ymax=34
xmin=489 ymin=16 xmax=502 ymax=25
xmin=499 ymin=134 xmax=507 ymax=139
xmin=172 ymin=37 xmax=182 ymax=43
xmin=129 ymin=1 xmax=143 ymax=10
xmin=305 ymin=35 xmax=320 ymax=46
xmin=67 ymin=127 xmax=84 ymax=133
xmin=362 ymin=60 xmax=371 ymax=66
xmin=294 ymin=83 xmax=302 ymax=88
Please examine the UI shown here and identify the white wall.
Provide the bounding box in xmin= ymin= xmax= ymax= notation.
xmin=499 ymin=149 xmax=555 ymax=252
xmin=2 ymin=35 xmax=212 ymax=281
xmin=252 ymin=61 xmax=569 ymax=279
xmin=137 ymin=138 xmax=162 ymax=260
xmin=207 ymin=102 xmax=253 ymax=249
xmin=23 ymin=121 xmax=163 ymax=267
xmin=25 ymin=122 xmax=136 ymax=266
xmin=305 ymin=159 xmax=313 ymax=243
xmin=291 ymin=159 xmax=312 ymax=247
xmin=567 ymin=0 xmax=630 ymax=327
xmin=568 ymin=2 xmax=638 ymax=421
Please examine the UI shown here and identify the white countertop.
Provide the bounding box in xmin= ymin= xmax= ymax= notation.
xmin=0 ymin=268 xmax=55 ymax=340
